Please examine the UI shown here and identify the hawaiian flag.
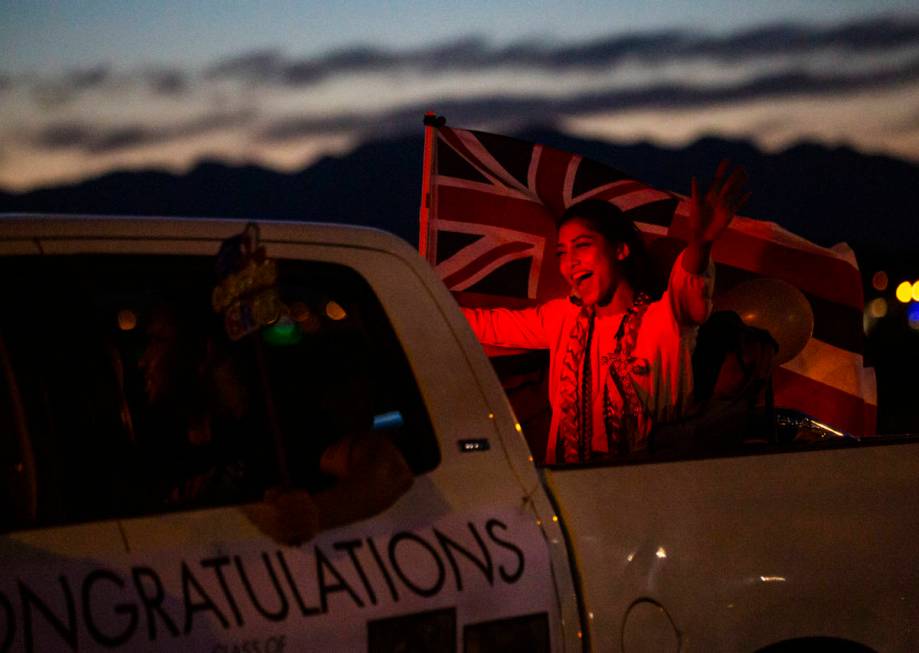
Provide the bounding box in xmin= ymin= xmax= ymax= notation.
xmin=418 ymin=116 xmax=877 ymax=436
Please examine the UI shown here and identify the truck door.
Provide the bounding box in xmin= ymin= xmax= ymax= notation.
xmin=0 ymin=219 xmax=577 ymax=652
xmin=542 ymin=437 xmax=919 ymax=652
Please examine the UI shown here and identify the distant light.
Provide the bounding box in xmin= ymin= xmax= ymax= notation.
xmin=867 ymin=298 xmax=888 ymax=319
xmin=913 ymin=281 xmax=919 ymax=302
xmin=117 ymin=309 xmax=137 ymax=331
xmin=909 ymin=304 xmax=919 ymax=331
xmin=325 ymin=300 xmax=347 ymax=321
xmin=759 ymin=575 xmax=787 ymax=583
xmin=290 ymin=301 xmax=320 ymax=333
xmin=552 ymin=515 xmax=558 ymax=522
xmin=656 ymin=546 xmax=667 ymax=559
xmin=373 ymin=411 xmax=404 ymax=430
xmin=514 ymin=422 xmax=523 ymax=433
xmin=263 ymin=316 xmax=301 ymax=346
xmin=626 ymin=552 xmax=635 ymax=562
xmin=290 ymin=301 xmax=310 ymax=321
xmin=895 ymin=281 xmax=913 ymax=303
xmin=871 ymin=271 xmax=888 ymax=292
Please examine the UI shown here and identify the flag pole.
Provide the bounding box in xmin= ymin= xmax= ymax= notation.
xmin=418 ymin=112 xmax=444 ymax=260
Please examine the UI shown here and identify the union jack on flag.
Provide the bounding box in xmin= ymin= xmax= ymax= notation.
xmin=419 ymin=121 xmax=678 ymax=306
xmin=418 ymin=116 xmax=877 ymax=436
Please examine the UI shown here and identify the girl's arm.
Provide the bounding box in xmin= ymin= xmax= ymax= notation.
xmin=682 ymin=159 xmax=750 ymax=275
xmin=461 ymin=303 xmax=555 ymax=350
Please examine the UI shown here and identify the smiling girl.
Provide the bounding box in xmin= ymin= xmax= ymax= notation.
xmin=462 ymin=162 xmax=749 ymax=464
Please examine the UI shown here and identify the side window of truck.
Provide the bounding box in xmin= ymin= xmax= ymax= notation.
xmin=0 ymin=254 xmax=439 ymax=534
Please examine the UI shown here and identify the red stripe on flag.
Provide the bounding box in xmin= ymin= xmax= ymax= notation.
xmin=534 ymin=147 xmax=573 ymax=216
xmin=436 ymin=186 xmax=570 ymax=302
xmin=773 ymin=367 xmax=875 ymax=436
xmin=436 ymin=186 xmax=550 ymax=233
xmin=589 ymin=180 xmax=653 ymax=202
xmin=669 ymin=216 xmax=864 ymax=309
xmin=442 ymin=241 xmax=535 ymax=289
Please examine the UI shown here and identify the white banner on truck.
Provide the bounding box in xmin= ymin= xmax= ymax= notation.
xmin=0 ymin=508 xmax=552 ymax=652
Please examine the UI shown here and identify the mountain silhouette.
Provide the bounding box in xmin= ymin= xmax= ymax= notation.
xmin=0 ymin=136 xmax=426 ymax=248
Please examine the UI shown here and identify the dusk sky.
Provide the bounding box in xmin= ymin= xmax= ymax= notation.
xmin=2 ymin=1 xmax=918 ymax=191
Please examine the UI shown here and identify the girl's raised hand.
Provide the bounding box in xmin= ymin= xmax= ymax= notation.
xmin=689 ymin=159 xmax=750 ymax=245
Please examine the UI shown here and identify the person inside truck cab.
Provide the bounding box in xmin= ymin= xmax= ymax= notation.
xmin=135 ymin=291 xmax=413 ymax=545
xmin=135 ymin=298 xmax=270 ymax=509
xmin=463 ymin=161 xmax=749 ymax=464
xmin=246 ymin=326 xmax=414 ymax=545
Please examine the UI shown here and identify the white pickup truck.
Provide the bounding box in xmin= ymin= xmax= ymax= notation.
xmin=0 ymin=215 xmax=917 ymax=653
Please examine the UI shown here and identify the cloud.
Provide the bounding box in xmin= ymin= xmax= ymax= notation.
xmin=199 ymin=13 xmax=919 ymax=89
xmin=566 ymin=54 xmax=919 ymax=111
xmin=33 ymin=109 xmax=258 ymax=153
xmin=33 ymin=122 xmax=94 ymax=149
xmin=20 ymin=64 xmax=184 ymax=106
xmin=204 ymin=37 xmax=487 ymax=87
xmin=69 ymin=64 xmax=112 ymax=91
xmin=201 ymin=32 xmax=704 ymax=88
xmin=144 ymin=68 xmax=188 ymax=96
xmin=259 ymin=113 xmax=368 ymax=141
xmin=204 ymin=49 xmax=285 ymax=82
xmin=483 ymin=17 xmax=919 ymax=71
xmin=814 ymin=15 xmax=919 ymax=52
xmin=8 ymin=10 xmax=919 ymax=191
xmin=13 ymin=13 xmax=919 ymax=106
xmin=518 ymin=31 xmax=688 ymax=69
xmin=28 ymin=64 xmax=114 ymax=106
xmin=687 ymin=15 xmax=919 ymax=60
xmin=254 ymin=51 xmax=919 ymax=141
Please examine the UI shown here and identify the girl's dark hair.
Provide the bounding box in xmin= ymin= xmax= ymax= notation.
xmin=558 ymin=199 xmax=654 ymax=294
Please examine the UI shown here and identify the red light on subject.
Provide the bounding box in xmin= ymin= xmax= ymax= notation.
xmin=871 ymin=271 xmax=888 ymax=292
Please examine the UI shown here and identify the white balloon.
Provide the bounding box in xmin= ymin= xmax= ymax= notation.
xmin=714 ymin=278 xmax=815 ymax=365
